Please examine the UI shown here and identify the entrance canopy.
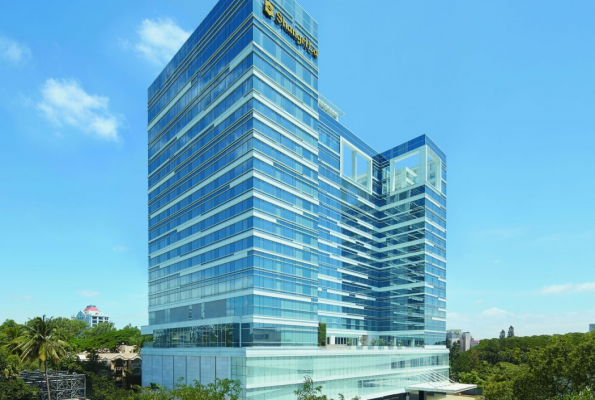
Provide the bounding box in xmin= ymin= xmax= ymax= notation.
xmin=404 ymin=371 xmax=477 ymax=394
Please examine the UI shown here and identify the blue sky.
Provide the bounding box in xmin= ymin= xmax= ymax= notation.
xmin=1 ymin=0 xmax=594 ymax=339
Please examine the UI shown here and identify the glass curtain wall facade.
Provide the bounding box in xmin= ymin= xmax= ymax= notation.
xmin=142 ymin=0 xmax=449 ymax=399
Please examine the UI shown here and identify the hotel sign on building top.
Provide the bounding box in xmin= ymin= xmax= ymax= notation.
xmin=263 ymin=0 xmax=318 ymax=58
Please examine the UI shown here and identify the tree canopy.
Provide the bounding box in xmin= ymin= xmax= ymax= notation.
xmin=451 ymin=331 xmax=595 ymax=400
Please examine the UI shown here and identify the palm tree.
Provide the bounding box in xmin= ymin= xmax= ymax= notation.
xmin=17 ymin=316 xmax=67 ymax=400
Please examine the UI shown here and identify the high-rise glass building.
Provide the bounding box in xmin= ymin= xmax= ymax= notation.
xmin=142 ymin=0 xmax=467 ymax=398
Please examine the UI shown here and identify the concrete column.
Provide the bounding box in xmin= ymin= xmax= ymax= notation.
xmin=419 ymin=146 xmax=428 ymax=184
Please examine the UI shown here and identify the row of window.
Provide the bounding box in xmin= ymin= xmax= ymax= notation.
xmin=150 ymin=195 xmax=315 ymax=252
xmin=149 ymin=234 xmax=319 ymax=289
xmin=150 ymin=174 xmax=319 ymax=250
xmin=150 ymin=127 xmax=251 ymax=203
xmin=150 ymin=168 xmax=252 ymax=236
xmin=150 ymin=133 xmax=316 ymax=209
xmin=150 ymin=67 xmax=253 ymax=160
xmin=151 ymin=63 xmax=318 ymax=177
xmin=149 ymin=97 xmax=250 ymax=180
xmin=150 ymin=294 xmax=317 ymax=325
xmin=151 ymin=213 xmax=321 ymax=269
xmin=152 ymin=322 xmax=317 ymax=348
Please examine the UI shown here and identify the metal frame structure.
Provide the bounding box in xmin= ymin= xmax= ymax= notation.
xmin=19 ymin=370 xmax=86 ymax=400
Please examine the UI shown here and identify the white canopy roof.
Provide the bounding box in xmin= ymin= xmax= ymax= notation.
xmin=404 ymin=371 xmax=477 ymax=394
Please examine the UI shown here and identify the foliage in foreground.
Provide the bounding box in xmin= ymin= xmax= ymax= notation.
xmin=134 ymin=378 xmax=241 ymax=400
xmin=0 ymin=376 xmax=39 ymax=400
xmin=295 ymin=376 xmax=360 ymax=400
xmin=554 ymin=387 xmax=595 ymax=400
xmin=0 ymin=317 xmax=152 ymax=400
xmin=83 ymin=378 xmax=241 ymax=400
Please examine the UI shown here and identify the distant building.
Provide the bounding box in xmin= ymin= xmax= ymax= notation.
xmin=447 ymin=329 xmax=462 ymax=347
xmin=590 ymin=324 xmax=595 ymax=332
xmin=78 ymin=345 xmax=141 ymax=388
xmin=73 ymin=305 xmax=110 ymax=328
xmin=447 ymin=329 xmax=477 ymax=351
xmin=461 ymin=332 xmax=472 ymax=351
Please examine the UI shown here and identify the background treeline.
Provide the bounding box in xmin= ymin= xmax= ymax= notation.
xmin=450 ymin=331 xmax=595 ymax=400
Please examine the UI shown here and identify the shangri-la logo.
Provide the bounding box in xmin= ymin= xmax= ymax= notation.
xmin=263 ymin=0 xmax=274 ymax=18
xmin=262 ymin=0 xmax=318 ymax=59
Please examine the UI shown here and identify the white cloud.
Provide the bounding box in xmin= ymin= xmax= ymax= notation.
xmin=133 ymin=18 xmax=191 ymax=66
xmin=36 ymin=78 xmax=121 ymax=141
xmin=78 ymin=290 xmax=100 ymax=297
xmin=480 ymin=307 xmax=509 ymax=319
xmin=541 ymin=283 xmax=573 ymax=294
xmin=11 ymin=294 xmax=32 ymax=301
xmin=541 ymin=282 xmax=595 ymax=295
xmin=0 ymin=36 xmax=31 ymax=64
xmin=575 ymin=282 xmax=595 ymax=292
xmin=112 ymin=245 xmax=129 ymax=253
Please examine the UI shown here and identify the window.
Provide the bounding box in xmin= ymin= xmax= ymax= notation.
xmin=340 ymin=138 xmax=372 ymax=191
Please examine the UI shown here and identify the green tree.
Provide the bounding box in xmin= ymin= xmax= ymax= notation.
xmin=458 ymin=370 xmax=485 ymax=387
xmin=87 ymin=374 xmax=135 ymax=400
xmin=318 ymin=323 xmax=327 ymax=347
xmin=568 ymin=332 xmax=595 ymax=390
xmin=482 ymin=362 xmax=528 ymax=400
xmin=0 ymin=376 xmax=39 ymax=400
xmin=128 ymin=334 xmax=151 ymax=353
xmin=52 ymin=318 xmax=88 ymax=339
xmin=294 ymin=376 xmax=360 ymax=400
xmin=507 ymin=325 xmax=515 ymax=338
xmin=555 ymin=387 xmax=595 ymax=400
xmin=126 ymin=378 xmax=241 ymax=400
xmin=484 ymin=379 xmax=514 ymax=400
xmin=3 ymin=354 xmax=22 ymax=377
xmin=0 ymin=325 xmax=25 ymax=356
xmin=294 ymin=376 xmax=329 ymax=400
xmin=448 ymin=332 xmax=595 ymax=400
xmin=81 ymin=322 xmax=117 ymax=339
xmin=172 ymin=378 xmax=241 ymax=400
xmin=451 ymin=343 xmax=481 ymax=378
xmin=0 ymin=320 xmax=18 ymax=330
xmin=449 ymin=341 xmax=460 ymax=380
xmin=0 ymin=351 xmax=7 ymax=378
xmin=499 ymin=329 xmax=505 ymax=339
xmin=17 ymin=316 xmax=68 ymax=400
xmin=73 ymin=326 xmax=145 ymax=352
xmin=529 ymin=335 xmax=574 ymax=397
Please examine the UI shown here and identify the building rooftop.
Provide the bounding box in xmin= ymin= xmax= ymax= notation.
xmin=78 ymin=346 xmax=141 ymax=362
